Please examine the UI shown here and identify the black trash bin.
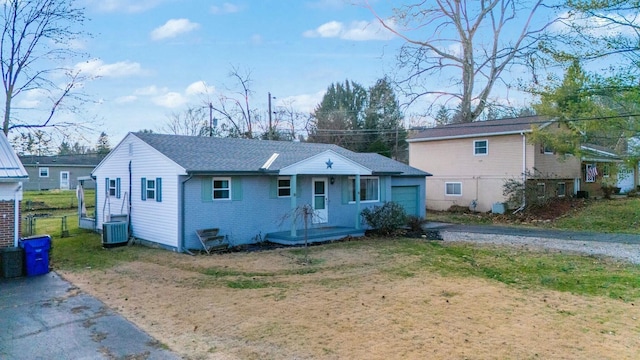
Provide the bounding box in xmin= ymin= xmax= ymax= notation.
xmin=19 ymin=235 xmax=51 ymax=277
xmin=0 ymin=246 xmax=24 ymax=278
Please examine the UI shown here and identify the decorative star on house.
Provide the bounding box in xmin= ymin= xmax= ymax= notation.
xmin=326 ymin=159 xmax=333 ymax=169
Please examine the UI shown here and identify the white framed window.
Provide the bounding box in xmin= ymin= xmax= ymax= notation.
xmin=213 ymin=177 xmax=231 ymax=200
xmin=603 ymin=164 xmax=610 ymax=178
xmin=474 ymin=140 xmax=488 ymax=155
xmin=146 ymin=179 xmax=156 ymax=200
xmin=108 ymin=179 xmax=117 ymax=197
xmin=557 ymin=182 xmax=566 ymax=197
xmin=445 ymin=182 xmax=462 ymax=196
xmin=537 ymin=183 xmax=546 ymax=198
xmin=349 ymin=176 xmax=379 ymax=202
xmin=39 ymin=167 xmax=49 ymax=178
xmin=277 ymin=177 xmax=291 ymax=197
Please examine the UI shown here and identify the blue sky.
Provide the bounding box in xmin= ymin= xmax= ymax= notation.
xmin=62 ymin=0 xmax=406 ymax=145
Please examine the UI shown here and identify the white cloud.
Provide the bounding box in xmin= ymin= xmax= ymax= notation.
xmin=185 ymin=81 xmax=215 ymax=96
xmin=151 ymin=19 xmax=200 ymax=41
xmin=279 ymin=90 xmax=326 ymax=113
xmin=75 ymin=59 xmax=143 ymax=78
xmin=303 ymin=19 xmax=395 ymax=41
xmin=210 ymin=2 xmax=242 ymax=14
xmin=152 ymin=92 xmax=188 ymax=108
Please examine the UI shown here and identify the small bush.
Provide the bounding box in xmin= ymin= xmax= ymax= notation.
xmin=361 ymin=202 xmax=407 ymax=235
xmin=406 ymin=215 xmax=427 ymax=233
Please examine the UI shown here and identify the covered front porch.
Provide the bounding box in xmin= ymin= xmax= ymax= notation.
xmin=265 ymin=226 xmax=365 ymax=245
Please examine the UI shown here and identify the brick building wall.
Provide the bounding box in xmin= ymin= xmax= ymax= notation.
xmin=0 ymin=200 xmax=19 ymax=248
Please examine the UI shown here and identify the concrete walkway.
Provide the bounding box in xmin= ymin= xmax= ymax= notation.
xmin=425 ymin=222 xmax=640 ymax=244
xmin=0 ymin=272 xmax=179 ymax=360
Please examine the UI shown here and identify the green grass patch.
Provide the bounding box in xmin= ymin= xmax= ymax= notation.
xmin=226 ymin=278 xmax=278 ymax=289
xmin=553 ymin=198 xmax=640 ymax=234
xmin=51 ymin=231 xmax=142 ymax=271
xmin=23 ymin=189 xmax=95 ymax=210
xmin=384 ymin=239 xmax=640 ymax=301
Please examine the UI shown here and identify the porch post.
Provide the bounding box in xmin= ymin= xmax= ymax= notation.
xmin=355 ymin=174 xmax=361 ymax=230
xmin=290 ymin=174 xmax=297 ymax=237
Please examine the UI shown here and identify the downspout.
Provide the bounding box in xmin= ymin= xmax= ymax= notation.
xmin=355 ymin=174 xmax=361 ymax=230
xmin=290 ymin=174 xmax=297 ymax=237
xmin=14 ymin=182 xmax=22 ymax=247
xmin=128 ymin=161 xmax=132 ymax=236
xmin=180 ymin=175 xmax=193 ymax=254
xmin=514 ymin=132 xmax=527 ymax=213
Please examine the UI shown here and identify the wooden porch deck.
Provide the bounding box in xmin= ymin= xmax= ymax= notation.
xmin=265 ymin=226 xmax=365 ymax=246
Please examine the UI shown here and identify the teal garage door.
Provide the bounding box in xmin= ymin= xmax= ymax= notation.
xmin=391 ymin=186 xmax=419 ymax=216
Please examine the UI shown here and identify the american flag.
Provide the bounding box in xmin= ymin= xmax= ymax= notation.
xmin=586 ymin=164 xmax=598 ymax=182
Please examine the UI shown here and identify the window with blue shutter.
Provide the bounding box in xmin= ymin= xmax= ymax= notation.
xmin=141 ymin=177 xmax=147 ymax=200
xmin=155 ymin=177 xmax=162 ymax=202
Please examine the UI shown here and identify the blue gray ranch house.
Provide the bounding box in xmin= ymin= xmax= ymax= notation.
xmin=92 ymin=132 xmax=430 ymax=253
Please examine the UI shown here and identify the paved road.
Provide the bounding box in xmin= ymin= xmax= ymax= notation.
xmin=426 ymin=222 xmax=640 ymax=244
xmin=0 ymin=272 xmax=179 ymax=360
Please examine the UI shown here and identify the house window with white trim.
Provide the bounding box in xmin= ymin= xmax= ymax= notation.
xmin=146 ymin=179 xmax=156 ymax=200
xmin=278 ymin=177 xmax=291 ymax=197
xmin=349 ymin=176 xmax=379 ymax=202
xmin=109 ymin=179 xmax=117 ymax=197
xmin=474 ymin=140 xmax=488 ymax=155
xmin=603 ymin=164 xmax=610 ymax=178
xmin=213 ymin=177 xmax=231 ymax=200
xmin=557 ymin=182 xmax=566 ymax=197
xmin=537 ymin=183 xmax=546 ymax=198
xmin=39 ymin=167 xmax=49 ymax=178
xmin=445 ymin=182 xmax=462 ymax=196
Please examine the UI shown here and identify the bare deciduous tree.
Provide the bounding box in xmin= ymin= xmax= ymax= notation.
xmin=210 ymin=66 xmax=258 ymax=138
xmin=160 ymin=107 xmax=210 ymax=136
xmin=367 ymin=0 xmax=558 ymax=123
xmin=1 ymin=0 xmax=90 ymax=135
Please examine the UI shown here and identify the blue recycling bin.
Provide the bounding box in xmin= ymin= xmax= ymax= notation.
xmin=19 ymin=235 xmax=51 ymax=276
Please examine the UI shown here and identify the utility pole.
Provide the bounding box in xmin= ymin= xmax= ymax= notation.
xmin=208 ymin=102 xmax=213 ymax=137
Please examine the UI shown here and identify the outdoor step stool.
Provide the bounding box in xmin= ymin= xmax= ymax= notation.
xmin=195 ymin=228 xmax=227 ymax=254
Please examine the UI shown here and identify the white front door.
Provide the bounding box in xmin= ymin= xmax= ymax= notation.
xmin=312 ymin=177 xmax=328 ymax=224
xmin=60 ymin=171 xmax=70 ymax=190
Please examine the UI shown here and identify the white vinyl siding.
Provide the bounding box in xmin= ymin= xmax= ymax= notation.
xmin=93 ymin=134 xmax=185 ymax=249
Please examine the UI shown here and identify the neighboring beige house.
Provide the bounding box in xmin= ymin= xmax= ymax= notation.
xmin=408 ymin=116 xmax=582 ymax=212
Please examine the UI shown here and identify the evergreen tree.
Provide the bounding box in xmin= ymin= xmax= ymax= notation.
xmin=308 ymin=80 xmax=367 ymax=151
xmin=95 ymin=132 xmax=111 ymax=155
xmin=364 ymin=78 xmax=406 ymax=159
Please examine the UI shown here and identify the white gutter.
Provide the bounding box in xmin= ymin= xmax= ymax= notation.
xmin=14 ymin=182 xmax=22 ymax=247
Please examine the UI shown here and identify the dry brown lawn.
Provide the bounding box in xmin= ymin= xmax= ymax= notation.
xmin=60 ymin=239 xmax=640 ymax=359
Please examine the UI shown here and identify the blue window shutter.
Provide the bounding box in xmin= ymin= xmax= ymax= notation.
xmin=296 ymin=179 xmax=302 ymax=198
xmin=379 ymin=177 xmax=386 ymax=202
xmin=201 ymin=178 xmax=213 ymax=202
xmin=232 ymin=177 xmax=242 ymax=201
xmin=105 ymin=177 xmax=109 ymax=196
xmin=116 ymin=178 xmax=121 ymax=199
xmin=141 ymin=177 xmax=147 ymax=201
xmin=269 ymin=177 xmax=277 ymax=199
xmin=156 ymin=177 xmax=162 ymax=202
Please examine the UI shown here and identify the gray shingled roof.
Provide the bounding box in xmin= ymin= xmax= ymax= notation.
xmin=409 ymin=116 xmax=552 ymax=142
xmin=20 ymin=154 xmax=105 ymax=166
xmin=133 ymin=132 xmax=429 ymax=176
